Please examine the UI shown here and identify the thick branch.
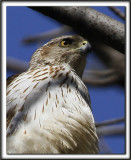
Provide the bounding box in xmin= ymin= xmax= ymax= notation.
xmin=28 ymin=6 xmax=125 ymax=53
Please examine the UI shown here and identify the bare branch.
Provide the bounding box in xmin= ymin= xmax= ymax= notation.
xmin=82 ymin=69 xmax=119 ymax=86
xmin=96 ymin=117 xmax=125 ymax=127
xmin=28 ymin=6 xmax=125 ymax=53
xmin=23 ymin=25 xmax=72 ymax=45
xmin=97 ymin=125 xmax=125 ymax=136
xmin=108 ymin=6 xmax=125 ymax=20
xmin=7 ymin=57 xmax=29 ymax=72
xmin=90 ymin=42 xmax=125 ymax=86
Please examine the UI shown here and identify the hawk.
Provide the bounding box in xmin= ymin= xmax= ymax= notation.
xmin=7 ymin=35 xmax=99 ymax=154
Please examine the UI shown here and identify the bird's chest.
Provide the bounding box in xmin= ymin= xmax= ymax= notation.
xmin=7 ymin=66 xmax=95 ymax=153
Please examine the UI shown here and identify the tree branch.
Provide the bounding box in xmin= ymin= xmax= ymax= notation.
xmin=7 ymin=57 xmax=29 ymax=72
xmin=22 ymin=25 xmax=72 ymax=45
xmin=97 ymin=125 xmax=125 ymax=136
xmin=28 ymin=6 xmax=125 ymax=53
xmin=89 ymin=42 xmax=125 ymax=86
xmin=108 ymin=6 xmax=125 ymax=20
xmin=96 ymin=117 xmax=125 ymax=127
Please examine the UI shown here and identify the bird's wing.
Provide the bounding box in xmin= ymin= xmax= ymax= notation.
xmin=7 ymin=73 xmax=20 ymax=86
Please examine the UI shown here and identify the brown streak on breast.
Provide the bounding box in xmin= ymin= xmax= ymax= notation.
xmin=55 ymin=101 xmax=57 ymax=108
xmin=12 ymin=83 xmax=19 ymax=89
xmin=43 ymin=68 xmax=48 ymax=72
xmin=28 ymin=69 xmax=34 ymax=74
xmin=42 ymin=105 xmax=44 ymax=113
xmin=41 ymin=76 xmax=48 ymax=81
xmin=33 ymin=82 xmax=39 ymax=89
xmin=49 ymin=92 xmax=51 ymax=99
xmin=46 ymin=81 xmax=51 ymax=92
xmin=51 ymin=73 xmax=57 ymax=78
xmin=49 ymin=66 xmax=53 ymax=75
xmin=23 ymin=87 xmax=30 ymax=93
xmin=46 ymin=99 xmax=48 ymax=106
xmin=56 ymin=94 xmax=59 ymax=104
xmin=24 ymin=130 xmax=26 ymax=134
xmin=27 ymin=77 xmax=32 ymax=79
xmin=18 ymin=105 xmax=24 ymax=112
xmin=61 ymin=88 xmax=64 ymax=97
xmin=33 ymin=72 xmax=48 ymax=78
xmin=58 ymin=73 xmax=63 ymax=78
xmin=25 ymin=95 xmax=28 ymax=100
xmin=33 ymin=70 xmax=40 ymax=76
xmin=15 ymin=79 xmax=21 ymax=83
xmin=64 ymin=99 xmax=67 ymax=104
xmin=6 ymin=90 xmax=11 ymax=96
xmin=55 ymin=67 xmax=58 ymax=70
xmin=50 ymin=70 xmax=54 ymax=75
xmin=55 ymin=69 xmax=60 ymax=74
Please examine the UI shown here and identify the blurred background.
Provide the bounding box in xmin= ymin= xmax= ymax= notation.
xmin=6 ymin=6 xmax=125 ymax=154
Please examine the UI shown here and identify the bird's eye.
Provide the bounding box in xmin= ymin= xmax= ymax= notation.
xmin=60 ymin=38 xmax=73 ymax=47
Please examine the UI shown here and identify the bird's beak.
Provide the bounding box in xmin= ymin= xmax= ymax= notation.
xmin=79 ymin=41 xmax=92 ymax=54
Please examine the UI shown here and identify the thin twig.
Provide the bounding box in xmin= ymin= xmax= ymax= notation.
xmin=23 ymin=25 xmax=72 ymax=45
xmin=82 ymin=69 xmax=120 ymax=86
xmin=91 ymin=42 xmax=125 ymax=86
xmin=108 ymin=6 xmax=125 ymax=20
xmin=83 ymin=74 xmax=119 ymax=86
xmin=97 ymin=125 xmax=125 ymax=136
xmin=7 ymin=57 xmax=29 ymax=72
xmin=96 ymin=117 xmax=125 ymax=127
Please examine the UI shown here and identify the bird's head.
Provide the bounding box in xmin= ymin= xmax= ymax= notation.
xmin=30 ymin=35 xmax=91 ymax=77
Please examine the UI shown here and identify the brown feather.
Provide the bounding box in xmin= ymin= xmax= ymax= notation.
xmin=7 ymin=73 xmax=20 ymax=86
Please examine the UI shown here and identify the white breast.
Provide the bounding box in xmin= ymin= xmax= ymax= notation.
xmin=6 ymin=65 xmax=99 ymax=154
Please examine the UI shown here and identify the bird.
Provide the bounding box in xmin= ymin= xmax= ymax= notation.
xmin=6 ymin=35 xmax=99 ymax=154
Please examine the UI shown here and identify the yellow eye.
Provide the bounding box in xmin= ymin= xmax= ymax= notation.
xmin=60 ymin=40 xmax=70 ymax=47
xmin=60 ymin=38 xmax=73 ymax=47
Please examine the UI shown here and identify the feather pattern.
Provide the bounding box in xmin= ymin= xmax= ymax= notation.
xmin=7 ymin=64 xmax=99 ymax=154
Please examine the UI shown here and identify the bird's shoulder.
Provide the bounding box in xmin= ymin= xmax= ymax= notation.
xmin=7 ymin=73 xmax=20 ymax=86
xmin=6 ymin=65 xmax=73 ymax=133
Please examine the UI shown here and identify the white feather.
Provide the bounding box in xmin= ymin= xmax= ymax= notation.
xmin=7 ymin=65 xmax=99 ymax=154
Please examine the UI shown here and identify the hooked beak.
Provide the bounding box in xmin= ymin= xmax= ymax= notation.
xmin=79 ymin=41 xmax=92 ymax=54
